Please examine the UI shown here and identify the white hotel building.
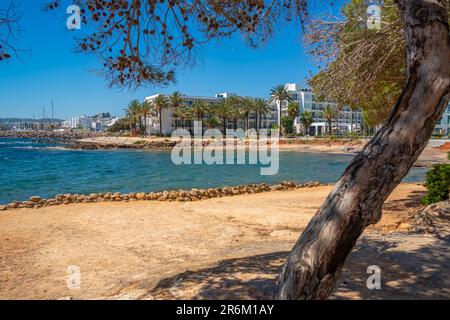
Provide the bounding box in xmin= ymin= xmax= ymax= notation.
xmin=145 ymin=83 xmax=450 ymax=137
xmin=144 ymin=92 xmax=278 ymax=135
xmin=272 ymin=83 xmax=363 ymax=136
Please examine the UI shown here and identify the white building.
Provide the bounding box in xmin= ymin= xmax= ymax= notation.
xmin=65 ymin=116 xmax=92 ymax=129
xmin=144 ymin=93 xmax=277 ymax=135
xmin=434 ymin=104 xmax=450 ymax=136
xmin=273 ymin=83 xmax=363 ymax=136
xmin=63 ymin=114 xmax=118 ymax=131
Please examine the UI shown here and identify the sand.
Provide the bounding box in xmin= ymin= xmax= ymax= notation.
xmin=1 ymin=183 xmax=448 ymax=300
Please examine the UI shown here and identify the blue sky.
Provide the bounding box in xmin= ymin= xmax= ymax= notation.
xmin=0 ymin=1 xmax=341 ymax=119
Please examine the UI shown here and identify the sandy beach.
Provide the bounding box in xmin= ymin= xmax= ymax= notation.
xmin=1 ymin=183 xmax=448 ymax=300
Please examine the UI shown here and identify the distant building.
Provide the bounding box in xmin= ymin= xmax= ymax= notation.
xmin=63 ymin=114 xmax=118 ymax=131
xmin=65 ymin=116 xmax=92 ymax=129
xmin=215 ymin=92 xmax=237 ymax=99
xmin=434 ymin=105 xmax=450 ymax=136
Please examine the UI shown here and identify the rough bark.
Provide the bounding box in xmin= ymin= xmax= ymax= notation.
xmin=275 ymin=0 xmax=450 ymax=300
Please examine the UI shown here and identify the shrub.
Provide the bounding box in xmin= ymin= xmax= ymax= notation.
xmin=281 ymin=116 xmax=294 ymax=134
xmin=422 ymin=164 xmax=450 ymax=205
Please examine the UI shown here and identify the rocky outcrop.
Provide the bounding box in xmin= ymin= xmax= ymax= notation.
xmin=0 ymin=181 xmax=329 ymax=211
xmin=68 ymin=140 xmax=177 ymax=150
xmin=0 ymin=131 xmax=106 ymax=141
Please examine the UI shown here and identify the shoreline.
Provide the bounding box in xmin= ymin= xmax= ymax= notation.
xmin=0 ymin=180 xmax=426 ymax=211
xmin=0 ymin=180 xmax=328 ymax=210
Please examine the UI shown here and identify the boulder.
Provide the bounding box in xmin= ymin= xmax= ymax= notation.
xmin=136 ymin=193 xmax=146 ymax=200
xmin=29 ymin=196 xmax=41 ymax=203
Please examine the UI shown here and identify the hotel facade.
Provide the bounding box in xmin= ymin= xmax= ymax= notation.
xmin=434 ymin=104 xmax=450 ymax=136
xmin=274 ymin=83 xmax=363 ymax=136
xmin=145 ymin=83 xmax=450 ymax=136
xmin=144 ymin=93 xmax=278 ymax=135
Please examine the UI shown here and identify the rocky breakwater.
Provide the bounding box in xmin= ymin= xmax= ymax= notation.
xmin=69 ymin=139 xmax=177 ymax=150
xmin=0 ymin=181 xmax=326 ymax=211
xmin=0 ymin=131 xmax=103 ymax=142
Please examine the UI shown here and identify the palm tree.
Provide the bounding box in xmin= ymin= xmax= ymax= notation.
xmin=287 ymin=102 xmax=300 ymax=120
xmin=152 ymin=95 xmax=168 ymax=135
xmin=300 ymin=111 xmax=314 ymax=135
xmin=205 ymin=114 xmax=219 ymax=129
xmin=191 ymin=100 xmax=206 ymax=132
xmin=254 ymin=98 xmax=271 ymax=132
xmin=224 ymin=96 xmax=242 ymax=130
xmin=169 ymin=91 xmax=183 ymax=129
xmin=124 ymin=100 xmax=141 ymax=135
xmin=204 ymin=103 xmax=220 ymax=129
xmin=335 ymin=105 xmax=343 ymax=137
xmin=139 ymin=101 xmax=153 ymax=136
xmin=239 ymin=96 xmax=255 ymax=131
xmin=176 ymin=105 xmax=192 ymax=130
xmin=214 ymin=98 xmax=232 ymax=134
xmin=323 ymin=105 xmax=337 ymax=136
xmin=270 ymin=85 xmax=292 ymax=136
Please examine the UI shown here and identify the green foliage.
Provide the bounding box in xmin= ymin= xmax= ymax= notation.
xmin=108 ymin=118 xmax=130 ymax=133
xmin=308 ymin=0 xmax=405 ymax=126
xmin=422 ymin=164 xmax=450 ymax=205
xmin=287 ymin=102 xmax=300 ymax=120
xmin=344 ymin=131 xmax=360 ymax=139
xmin=281 ymin=116 xmax=294 ymax=134
xmin=299 ymin=111 xmax=314 ymax=134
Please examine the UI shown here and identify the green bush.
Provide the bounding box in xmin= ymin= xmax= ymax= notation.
xmin=280 ymin=116 xmax=294 ymax=134
xmin=422 ymin=164 xmax=450 ymax=205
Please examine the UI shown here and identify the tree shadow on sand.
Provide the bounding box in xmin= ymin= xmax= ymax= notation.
xmin=149 ymin=234 xmax=449 ymax=300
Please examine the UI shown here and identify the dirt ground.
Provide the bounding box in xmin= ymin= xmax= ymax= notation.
xmin=0 ymin=183 xmax=448 ymax=300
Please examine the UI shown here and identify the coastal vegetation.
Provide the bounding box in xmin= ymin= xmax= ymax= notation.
xmin=270 ymin=85 xmax=293 ymax=136
xmin=422 ymin=164 xmax=450 ymax=205
xmin=117 ymin=94 xmax=275 ymax=137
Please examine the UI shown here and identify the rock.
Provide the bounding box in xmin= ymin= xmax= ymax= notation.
xmin=136 ymin=193 xmax=146 ymax=200
xmin=29 ymin=196 xmax=41 ymax=203
xmin=0 ymin=205 xmax=6 ymax=211
xmin=271 ymin=184 xmax=283 ymax=191
xmin=9 ymin=201 xmax=20 ymax=209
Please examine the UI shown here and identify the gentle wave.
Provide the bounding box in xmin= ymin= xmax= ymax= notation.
xmin=0 ymin=141 xmax=36 ymax=145
xmin=9 ymin=146 xmax=71 ymax=151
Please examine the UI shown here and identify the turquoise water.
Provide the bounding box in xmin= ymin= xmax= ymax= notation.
xmin=0 ymin=138 xmax=426 ymax=204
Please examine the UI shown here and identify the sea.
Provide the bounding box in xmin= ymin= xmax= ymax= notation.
xmin=0 ymin=138 xmax=426 ymax=204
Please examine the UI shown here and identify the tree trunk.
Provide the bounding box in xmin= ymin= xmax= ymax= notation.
xmin=159 ymin=109 xmax=163 ymax=135
xmin=275 ymin=0 xmax=450 ymax=300
xmin=278 ymin=101 xmax=282 ymax=137
xmin=350 ymin=110 xmax=354 ymax=133
xmin=259 ymin=113 xmax=262 ymax=132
